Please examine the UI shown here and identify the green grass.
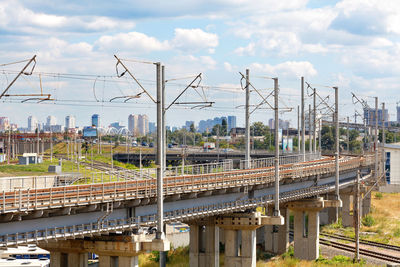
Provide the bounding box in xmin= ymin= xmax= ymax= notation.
xmin=0 ymin=159 xmax=77 ymax=177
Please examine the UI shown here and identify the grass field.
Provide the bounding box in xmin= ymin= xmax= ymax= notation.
xmin=322 ymin=191 xmax=400 ymax=245
xmin=0 ymin=159 xmax=77 ymax=177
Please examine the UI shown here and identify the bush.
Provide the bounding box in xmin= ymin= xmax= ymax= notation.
xmin=394 ymin=228 xmax=400 ymax=237
xmin=362 ymin=215 xmax=375 ymax=227
xmin=375 ymin=192 xmax=383 ymax=199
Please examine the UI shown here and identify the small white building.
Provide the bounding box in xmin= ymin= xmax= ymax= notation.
xmin=384 ymin=143 xmax=400 ymax=184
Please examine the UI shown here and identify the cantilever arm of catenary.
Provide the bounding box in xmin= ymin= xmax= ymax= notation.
xmin=114 ymin=55 xmax=156 ymax=103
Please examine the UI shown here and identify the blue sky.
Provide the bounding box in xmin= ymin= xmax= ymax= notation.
xmin=0 ymin=0 xmax=399 ymax=129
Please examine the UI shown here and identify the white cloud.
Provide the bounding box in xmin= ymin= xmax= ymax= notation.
xmin=95 ymin=32 xmax=170 ymax=53
xmin=0 ymin=1 xmax=134 ymax=34
xmin=250 ymin=61 xmax=317 ymax=79
xmin=170 ymin=28 xmax=218 ymax=52
xmin=234 ymin=43 xmax=255 ymax=56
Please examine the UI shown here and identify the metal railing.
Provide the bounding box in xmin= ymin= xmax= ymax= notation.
xmin=239 ymin=152 xmax=321 ymax=169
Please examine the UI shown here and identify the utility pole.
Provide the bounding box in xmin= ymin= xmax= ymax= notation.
xmin=50 ymin=130 xmax=53 ymax=162
xmin=313 ymin=87 xmax=317 ymax=153
xmin=319 ymin=119 xmax=322 ymax=154
xmin=382 ymin=102 xmax=386 ymax=178
xmin=301 ymin=77 xmax=305 ymax=161
xmin=297 ymin=105 xmax=300 ymax=153
xmin=374 ymin=97 xmax=378 ymax=180
xmin=347 ymin=116 xmax=350 ymax=153
xmin=162 ymin=66 xmax=166 ymax=171
xmin=274 ymin=77 xmax=280 ymax=217
xmin=334 ymin=86 xmax=340 ymax=222
xmin=354 ymin=170 xmax=360 ymax=262
xmin=110 ymin=144 xmax=113 ymax=171
xmin=7 ymin=128 xmax=10 ymax=164
xmin=245 ymin=69 xmax=250 ymax=168
xmin=36 ymin=129 xmax=39 ymax=157
xmin=155 ymin=62 xmax=165 ymax=267
xmin=309 ymin=104 xmax=312 ymax=154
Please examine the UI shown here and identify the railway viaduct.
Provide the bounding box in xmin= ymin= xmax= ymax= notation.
xmin=0 ymin=153 xmax=376 ymax=267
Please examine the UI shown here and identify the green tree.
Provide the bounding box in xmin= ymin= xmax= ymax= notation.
xmin=250 ymin=122 xmax=269 ymax=136
xmin=189 ymin=123 xmax=195 ymax=133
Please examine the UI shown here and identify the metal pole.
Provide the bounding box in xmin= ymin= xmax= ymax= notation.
xmin=7 ymin=128 xmax=10 ymax=164
xmin=334 ymin=86 xmax=340 ymax=222
xmin=111 ymin=144 xmax=113 ymax=171
xmin=155 ymin=62 xmax=165 ymax=244
xmin=50 ymin=130 xmax=53 ymax=162
xmin=382 ymin=102 xmax=386 ymax=178
xmin=319 ymin=119 xmax=322 ymax=155
xmin=245 ymin=69 xmax=250 ymax=168
xmin=297 ymin=105 xmax=300 ymax=153
xmin=309 ymin=104 xmax=312 ymax=154
xmin=301 ymin=77 xmax=305 ymax=161
xmin=347 ymin=116 xmax=350 ymax=153
xmin=313 ymin=88 xmax=317 ymax=153
xmin=37 ymin=129 xmax=39 ymax=157
xmin=162 ymin=65 xmax=166 ymax=171
xmin=274 ymin=77 xmax=280 ymax=216
xmin=375 ymin=97 xmax=378 ymax=180
xmin=354 ymin=170 xmax=360 ymax=262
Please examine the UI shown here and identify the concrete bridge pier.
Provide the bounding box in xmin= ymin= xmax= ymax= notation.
xmin=287 ymin=197 xmax=341 ymax=261
xmin=362 ymin=190 xmax=371 ymax=217
xmin=40 ymin=234 xmax=170 ymax=267
xmin=264 ymin=207 xmax=289 ymax=254
xmin=216 ymin=212 xmax=284 ymax=267
xmin=188 ymin=217 xmax=219 ymax=267
xmin=341 ymin=193 xmax=353 ymax=227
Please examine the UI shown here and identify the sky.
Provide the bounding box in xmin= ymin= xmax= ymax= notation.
xmin=0 ymin=0 xmax=400 ymax=129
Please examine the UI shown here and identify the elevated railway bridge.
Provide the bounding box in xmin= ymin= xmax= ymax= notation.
xmin=0 ymin=153 xmax=376 ymax=266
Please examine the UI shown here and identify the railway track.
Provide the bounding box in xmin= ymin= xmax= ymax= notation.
xmin=319 ymin=238 xmax=400 ymax=264
xmin=289 ymin=231 xmax=400 ymax=263
xmin=321 ymin=232 xmax=400 ymax=252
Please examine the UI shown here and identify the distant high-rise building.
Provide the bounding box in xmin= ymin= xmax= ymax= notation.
xmin=28 ymin=116 xmax=38 ymax=132
xmin=128 ymin=114 xmax=139 ymax=135
xmin=0 ymin=117 xmax=10 ymax=131
xmin=46 ymin=116 xmax=57 ymax=127
xmin=138 ymin=114 xmax=149 ymax=135
xmin=227 ymin=116 xmax=237 ymax=132
xmin=364 ymin=107 xmax=389 ymax=127
xmin=184 ymin=121 xmax=194 ymax=130
xmin=149 ymin=122 xmax=156 ymax=133
xmin=397 ymin=106 xmax=400 ymax=123
xmin=91 ymin=114 xmax=100 ymax=127
xmin=198 ymin=116 xmax=227 ymax=132
xmin=65 ymin=115 xmax=76 ymax=130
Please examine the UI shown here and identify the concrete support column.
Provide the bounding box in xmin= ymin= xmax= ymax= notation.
xmin=50 ymin=251 xmax=63 ymax=267
xmin=362 ymin=192 xmax=371 ymax=217
xmin=264 ymin=207 xmax=289 ymax=254
xmin=341 ymin=194 xmax=353 ymax=227
xmin=224 ymin=229 xmax=257 ymax=267
xmin=119 ymin=256 xmax=139 ymax=267
xmin=99 ymin=255 xmax=138 ymax=267
xmin=68 ymin=252 xmax=88 ymax=267
xmin=189 ymin=220 xmax=219 ymax=267
xmin=293 ymin=210 xmax=320 ymax=260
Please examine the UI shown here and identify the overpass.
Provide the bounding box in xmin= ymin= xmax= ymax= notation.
xmin=113 ymin=150 xmax=277 ymax=166
xmin=0 ymin=153 xmax=376 ymax=266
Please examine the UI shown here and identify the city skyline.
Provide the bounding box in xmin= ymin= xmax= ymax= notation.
xmin=1 ymin=1 xmax=400 ymax=129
